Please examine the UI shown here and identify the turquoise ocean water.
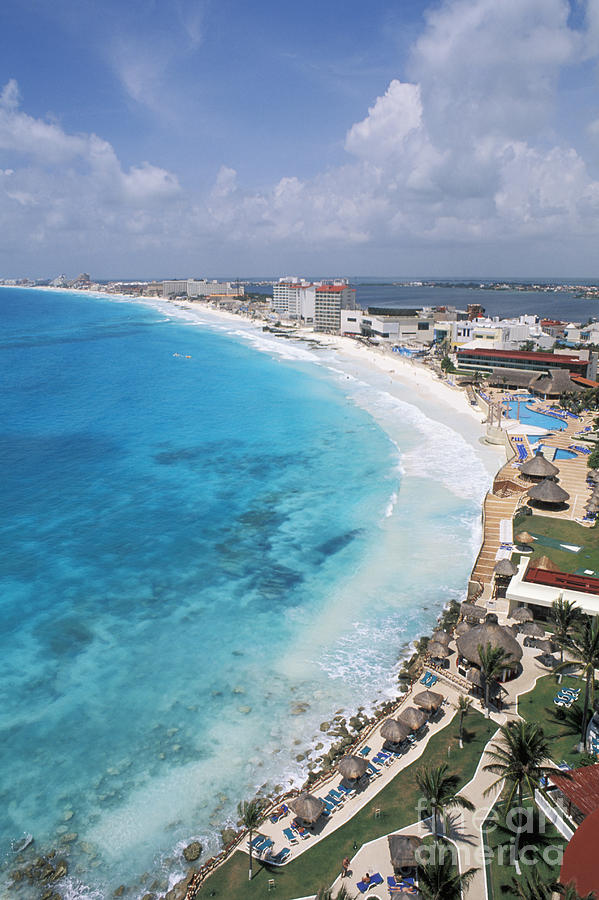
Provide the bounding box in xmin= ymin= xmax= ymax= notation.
xmin=0 ymin=288 xmax=499 ymax=897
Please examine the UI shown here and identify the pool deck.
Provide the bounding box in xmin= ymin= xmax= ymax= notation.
xmin=470 ymin=394 xmax=595 ymax=594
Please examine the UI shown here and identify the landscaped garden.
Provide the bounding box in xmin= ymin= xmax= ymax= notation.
xmin=512 ymin=512 xmax=599 ymax=575
xmin=198 ymin=712 xmax=497 ymax=898
xmin=517 ymin=673 xmax=586 ymax=767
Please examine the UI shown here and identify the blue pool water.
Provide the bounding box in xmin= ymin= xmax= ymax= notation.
xmin=0 ymin=288 xmax=496 ymax=897
xmin=533 ymin=445 xmax=578 ymax=460
xmin=504 ymin=400 xmax=567 ymax=431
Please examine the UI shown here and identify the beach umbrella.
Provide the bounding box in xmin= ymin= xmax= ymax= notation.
xmin=460 ymin=602 xmax=487 ymax=622
xmin=515 ymin=531 xmax=535 ymax=545
xmin=456 ymin=613 xmax=522 ymax=670
xmin=511 ymin=607 xmax=534 ymax=623
xmin=337 ymin=755 xmax=368 ymax=780
xmin=527 ymin=478 xmax=570 ymax=504
xmin=455 ymin=620 xmax=472 ymax=636
xmin=427 ymin=640 xmax=450 ymax=659
xmin=586 ymin=500 xmax=599 ymax=512
xmin=388 ymin=834 xmax=422 ymax=869
xmin=535 ymin=639 xmax=555 ymax=654
xmin=413 ymin=690 xmax=444 ymax=712
xmin=398 ymin=707 xmax=428 ymax=732
xmin=519 ymin=453 xmax=559 ymax=479
xmin=494 ymin=558 xmax=518 ymax=577
xmin=534 ymin=555 xmax=560 ymax=572
xmin=519 ymin=621 xmax=545 ymax=638
xmin=289 ymin=793 xmax=325 ymax=824
xmin=380 ymin=718 xmax=410 ymax=744
xmin=431 ymin=629 xmax=452 ymax=647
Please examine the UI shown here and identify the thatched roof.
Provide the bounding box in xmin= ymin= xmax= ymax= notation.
xmin=413 ymin=690 xmax=444 ymax=712
xmin=289 ymin=793 xmax=325 ymax=823
xmin=534 ymin=555 xmax=560 ymax=572
xmin=527 ymin=478 xmax=570 ymax=504
xmin=588 ymin=469 xmax=599 ymax=483
xmin=466 ymin=667 xmax=501 ymax=694
xmin=428 ymin=640 xmax=450 ymax=658
xmin=494 ymin=558 xmax=518 ymax=577
xmin=456 ymin=613 xmax=522 ymax=669
xmin=398 ymin=706 xmax=428 ymax=732
xmin=388 ymin=833 xmax=423 ymax=869
xmin=380 ymin=718 xmax=410 ymax=744
xmin=515 ymin=531 xmax=535 ymax=544
xmin=531 ymin=369 xmax=582 ymax=397
xmin=519 ymin=452 xmax=559 ymax=479
xmin=511 ymin=606 xmax=533 ymax=623
xmin=431 ymin=629 xmax=452 ymax=646
xmin=460 ymin=602 xmax=487 ymax=622
xmin=519 ymin=621 xmax=545 ymax=638
xmin=338 ymin=755 xmax=368 ymax=780
xmin=534 ymin=639 xmax=555 ymax=654
xmin=455 ymin=620 xmax=472 ymax=636
xmin=488 ymin=368 xmax=535 ymax=389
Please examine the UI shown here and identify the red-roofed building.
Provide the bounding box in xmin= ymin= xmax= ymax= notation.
xmin=456 ymin=347 xmax=591 ymax=377
xmin=549 ymin=765 xmax=599 ymax=825
xmin=314 ymin=283 xmax=356 ymax=333
xmin=560 ymin=805 xmax=599 ymax=896
xmin=571 ymin=374 xmax=599 ymax=388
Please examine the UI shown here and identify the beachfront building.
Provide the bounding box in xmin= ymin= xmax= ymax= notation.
xmin=435 ymin=316 xmax=553 ymax=351
xmin=341 ymin=308 xmax=435 ymax=345
xmin=314 ymin=283 xmax=356 ymax=333
xmin=506 ymin=558 xmax=599 ymax=618
xmin=456 ymin=347 xmax=597 ymax=380
xmin=271 ymin=278 xmax=316 ymax=321
xmin=162 ymin=279 xmax=243 ymax=298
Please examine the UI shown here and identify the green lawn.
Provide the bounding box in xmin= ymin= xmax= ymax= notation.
xmin=199 ymin=713 xmax=497 ymax=898
xmin=483 ymin=800 xmax=565 ymax=899
xmin=512 ymin=512 xmax=599 ymax=574
xmin=517 ymin=673 xmax=586 ymax=766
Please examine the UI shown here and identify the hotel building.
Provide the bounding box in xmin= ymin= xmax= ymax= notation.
xmin=314 ymin=284 xmax=356 ymax=333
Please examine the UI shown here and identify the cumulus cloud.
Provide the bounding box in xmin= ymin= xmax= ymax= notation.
xmin=4 ymin=0 xmax=599 ymax=275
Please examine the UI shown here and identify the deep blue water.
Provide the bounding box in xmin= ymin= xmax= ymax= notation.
xmin=0 ymin=287 xmax=496 ymax=897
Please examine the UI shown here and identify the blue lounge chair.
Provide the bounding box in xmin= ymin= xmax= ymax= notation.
xmin=428 ymin=673 xmax=439 ymax=686
xmin=366 ymin=762 xmax=380 ymax=777
xmin=248 ymin=834 xmax=267 ymax=849
xmin=356 ymin=872 xmax=383 ymax=893
xmin=420 ymin=672 xmax=432 ymax=685
xmin=283 ymin=827 xmax=298 ymax=844
xmin=267 ymin=847 xmax=291 ymax=865
xmin=358 ymin=745 xmax=371 ymax=757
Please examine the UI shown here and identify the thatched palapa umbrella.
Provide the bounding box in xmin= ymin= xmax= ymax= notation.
xmin=534 ymin=555 xmax=560 ymax=572
xmin=456 ymin=613 xmax=522 ymax=672
xmin=388 ymin=834 xmax=423 ymax=869
xmin=289 ymin=793 xmax=325 ymax=824
xmin=455 ymin=620 xmax=472 ymax=636
xmin=511 ymin=606 xmax=533 ymax=623
xmin=338 ymin=755 xmax=368 ymax=780
xmin=431 ymin=629 xmax=452 ymax=647
xmin=380 ymin=718 xmax=410 ymax=744
xmin=535 ymin=639 xmax=555 ymax=654
xmin=519 ymin=621 xmax=546 ymax=638
xmin=527 ymin=478 xmax=570 ymax=505
xmin=428 ymin=640 xmax=450 ymax=659
xmin=460 ymin=602 xmax=487 ymax=623
xmin=413 ymin=690 xmax=444 ymax=712
xmin=515 ymin=531 xmax=535 ymax=545
xmin=519 ymin=452 xmax=559 ymax=480
xmin=398 ymin=706 xmax=428 ymax=732
xmin=494 ymin=558 xmax=518 ymax=578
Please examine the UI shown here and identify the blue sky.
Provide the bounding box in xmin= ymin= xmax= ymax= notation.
xmin=1 ymin=0 xmax=599 ymax=278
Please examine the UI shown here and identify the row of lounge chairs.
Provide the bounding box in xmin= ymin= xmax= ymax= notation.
xmin=570 ymin=444 xmax=592 ymax=455
xmin=389 ymin=874 xmax=418 ymax=894
xmin=554 ymin=687 xmax=580 ymax=708
xmin=420 ymin=671 xmax=439 ymax=687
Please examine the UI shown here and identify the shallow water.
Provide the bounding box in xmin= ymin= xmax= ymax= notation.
xmin=0 ymin=288 xmax=499 ymax=897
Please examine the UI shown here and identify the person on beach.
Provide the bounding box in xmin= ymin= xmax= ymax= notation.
xmin=341 ymin=856 xmax=350 ymax=877
xmin=361 ymin=873 xmax=371 ymax=886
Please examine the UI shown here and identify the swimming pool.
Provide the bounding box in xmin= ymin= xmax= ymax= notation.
xmin=534 ymin=445 xmax=578 ymax=460
xmin=504 ymin=400 xmax=568 ymax=431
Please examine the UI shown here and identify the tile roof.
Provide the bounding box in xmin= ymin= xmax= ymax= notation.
xmin=550 ymin=764 xmax=599 ymax=817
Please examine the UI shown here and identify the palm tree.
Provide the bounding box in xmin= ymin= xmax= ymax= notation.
xmin=555 ymin=615 xmax=599 ymax=748
xmin=553 ymin=882 xmax=597 ymax=900
xmin=238 ymin=797 xmax=266 ymax=881
xmin=551 ymin=595 xmax=582 ymax=666
xmin=478 ymin=643 xmax=514 ymax=717
xmin=417 ymin=839 xmax=477 ymax=900
xmin=509 ymin=870 xmax=553 ymax=899
xmin=415 ymin=763 xmax=475 ymax=837
xmin=483 ymin=720 xmax=565 ymax=859
xmin=316 ymin=886 xmax=356 ymax=900
xmin=454 ymin=695 xmax=472 ymax=749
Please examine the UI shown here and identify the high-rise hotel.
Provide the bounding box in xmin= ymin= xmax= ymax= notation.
xmin=271 ymin=277 xmax=356 ymax=331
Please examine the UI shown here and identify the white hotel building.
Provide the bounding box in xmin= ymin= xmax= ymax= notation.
xmin=162 ymin=279 xmax=243 ymax=298
xmin=272 ymin=278 xmax=356 ymax=330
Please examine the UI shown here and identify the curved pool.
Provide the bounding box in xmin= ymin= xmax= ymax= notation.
xmin=504 ymin=400 xmax=568 ymax=431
